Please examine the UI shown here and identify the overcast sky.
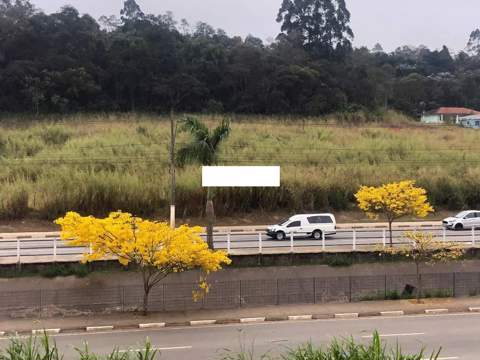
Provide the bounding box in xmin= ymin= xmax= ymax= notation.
xmin=31 ymin=0 xmax=480 ymax=52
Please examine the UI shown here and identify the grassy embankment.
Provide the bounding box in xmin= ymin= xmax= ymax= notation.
xmin=0 ymin=111 xmax=479 ymax=226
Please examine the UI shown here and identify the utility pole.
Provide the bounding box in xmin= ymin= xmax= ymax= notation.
xmin=169 ymin=109 xmax=177 ymax=228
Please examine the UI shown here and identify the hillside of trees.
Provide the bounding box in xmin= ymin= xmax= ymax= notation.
xmin=2 ymin=0 xmax=480 ymax=117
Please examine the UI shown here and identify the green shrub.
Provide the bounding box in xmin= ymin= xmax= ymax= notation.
xmin=39 ymin=263 xmax=90 ymax=278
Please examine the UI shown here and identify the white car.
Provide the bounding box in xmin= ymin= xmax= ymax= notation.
xmin=266 ymin=214 xmax=336 ymax=241
xmin=443 ymin=210 xmax=480 ymax=230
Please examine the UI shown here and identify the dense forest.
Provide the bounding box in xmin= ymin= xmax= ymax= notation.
xmin=2 ymin=0 xmax=480 ymax=116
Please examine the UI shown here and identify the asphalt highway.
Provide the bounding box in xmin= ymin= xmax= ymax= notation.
xmin=0 ymin=227 xmax=477 ymax=261
xmin=1 ymin=313 xmax=478 ymax=359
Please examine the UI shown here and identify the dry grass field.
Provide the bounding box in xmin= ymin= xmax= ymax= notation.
xmin=0 ymin=111 xmax=479 ymax=224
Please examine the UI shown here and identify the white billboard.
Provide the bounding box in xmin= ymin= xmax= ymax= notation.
xmin=202 ymin=166 xmax=280 ymax=187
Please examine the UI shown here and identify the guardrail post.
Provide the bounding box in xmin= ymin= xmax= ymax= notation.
xmin=472 ymin=227 xmax=476 ymax=246
xmin=442 ymin=228 xmax=446 ymax=242
xmin=227 ymin=231 xmax=231 ymax=254
xmin=290 ymin=233 xmax=294 ymax=253
xmin=322 ymin=231 xmax=326 ymax=251
xmin=53 ymin=237 xmax=57 ymax=262
xmin=382 ymin=229 xmax=386 ymax=248
xmin=16 ymin=238 xmax=21 ymax=264
xmin=258 ymin=232 xmax=263 ymax=254
xmin=352 ymin=230 xmax=357 ymax=251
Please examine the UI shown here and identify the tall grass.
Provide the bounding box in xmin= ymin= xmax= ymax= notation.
xmin=220 ymin=332 xmax=440 ymax=360
xmin=0 ymin=333 xmax=158 ymax=360
xmin=1 ymin=112 xmax=480 ymax=220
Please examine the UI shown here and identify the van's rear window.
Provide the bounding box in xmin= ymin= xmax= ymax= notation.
xmin=307 ymin=216 xmax=333 ymax=224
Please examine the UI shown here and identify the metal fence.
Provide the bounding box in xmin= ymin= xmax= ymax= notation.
xmin=1 ymin=227 xmax=479 ymax=264
xmin=1 ymin=272 xmax=479 ymax=316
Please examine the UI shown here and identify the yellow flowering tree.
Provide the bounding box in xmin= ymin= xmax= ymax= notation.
xmin=382 ymin=231 xmax=464 ymax=302
xmin=355 ymin=180 xmax=434 ymax=246
xmin=55 ymin=211 xmax=231 ymax=315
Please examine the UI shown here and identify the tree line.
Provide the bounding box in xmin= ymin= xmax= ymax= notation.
xmin=2 ymin=0 xmax=480 ymax=117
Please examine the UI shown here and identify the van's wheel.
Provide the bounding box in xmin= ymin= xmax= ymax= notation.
xmin=275 ymin=231 xmax=286 ymax=241
xmin=312 ymin=230 xmax=323 ymax=240
xmin=455 ymin=223 xmax=463 ymax=231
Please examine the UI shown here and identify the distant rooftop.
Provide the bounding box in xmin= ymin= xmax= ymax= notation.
xmin=428 ymin=107 xmax=480 ymax=115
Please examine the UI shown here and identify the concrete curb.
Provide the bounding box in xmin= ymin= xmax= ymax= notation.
xmin=380 ymin=311 xmax=404 ymax=316
xmin=32 ymin=329 xmax=60 ymax=335
xmin=4 ymin=305 xmax=480 ymax=336
xmin=240 ymin=317 xmax=266 ymax=323
xmin=288 ymin=315 xmax=313 ymax=321
xmin=86 ymin=325 xmax=114 ymax=332
xmin=138 ymin=323 xmax=165 ymax=329
xmin=190 ymin=320 xmax=217 ymax=326
xmin=334 ymin=313 xmax=359 ymax=319
xmin=425 ymin=309 xmax=449 ymax=315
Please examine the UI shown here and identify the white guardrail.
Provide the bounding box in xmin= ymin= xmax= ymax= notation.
xmin=0 ymin=225 xmax=478 ymax=264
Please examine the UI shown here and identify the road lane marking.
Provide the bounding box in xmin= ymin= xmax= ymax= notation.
xmin=362 ymin=332 xmax=425 ymax=338
xmin=270 ymin=339 xmax=288 ymax=343
xmin=120 ymin=346 xmax=192 ymax=352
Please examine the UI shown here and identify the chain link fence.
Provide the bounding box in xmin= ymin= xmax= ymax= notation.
xmin=1 ymin=272 xmax=480 ymax=317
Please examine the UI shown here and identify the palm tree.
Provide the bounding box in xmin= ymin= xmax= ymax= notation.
xmin=177 ymin=116 xmax=231 ymax=249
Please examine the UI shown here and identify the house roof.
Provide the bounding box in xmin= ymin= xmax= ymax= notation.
xmin=429 ymin=107 xmax=480 ymax=115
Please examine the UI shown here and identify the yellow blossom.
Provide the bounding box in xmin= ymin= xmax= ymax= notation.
xmin=55 ymin=211 xmax=231 ymax=314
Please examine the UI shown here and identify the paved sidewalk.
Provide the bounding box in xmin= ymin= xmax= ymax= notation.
xmin=2 ymin=296 xmax=480 ymax=334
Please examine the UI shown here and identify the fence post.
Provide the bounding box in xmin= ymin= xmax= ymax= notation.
xmin=39 ymin=289 xmax=43 ymax=317
xmin=322 ymin=231 xmax=326 ymax=251
xmin=348 ymin=276 xmax=352 ymax=302
xmin=352 ymin=230 xmax=357 ymax=251
xmin=384 ymin=274 xmax=387 ymax=299
xmin=89 ymin=242 xmax=93 ymax=255
xmin=258 ymin=232 xmax=263 ymax=254
xmin=290 ymin=233 xmax=294 ymax=253
xmin=121 ymin=287 xmax=125 ymax=312
xmin=382 ymin=229 xmax=386 ymax=248
xmin=442 ymin=228 xmax=446 ymax=242
xmin=313 ymin=277 xmax=316 ymax=304
xmin=53 ymin=237 xmax=57 ymax=262
xmin=239 ymin=280 xmax=242 ymax=307
xmin=453 ymin=273 xmax=456 ymax=297
xmin=227 ymin=231 xmax=231 ymax=254
xmin=16 ymin=238 xmax=21 ymax=264
xmin=276 ymin=279 xmax=280 ymax=305
xmin=472 ymin=227 xmax=476 ymax=246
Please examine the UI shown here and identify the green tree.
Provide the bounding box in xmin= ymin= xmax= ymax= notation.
xmin=276 ymin=0 xmax=354 ymax=58
xmin=177 ymin=117 xmax=231 ymax=249
xmin=120 ymin=0 xmax=144 ymax=23
xmin=383 ymin=231 xmax=464 ymax=302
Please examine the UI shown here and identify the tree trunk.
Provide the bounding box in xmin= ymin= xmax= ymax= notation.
xmin=416 ymin=261 xmax=422 ymax=303
xmin=143 ymin=286 xmax=150 ymax=316
xmin=206 ymin=188 xmax=215 ymax=249
xmin=388 ymin=220 xmax=393 ymax=247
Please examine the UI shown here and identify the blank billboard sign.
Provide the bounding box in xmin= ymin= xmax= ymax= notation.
xmin=202 ymin=166 xmax=280 ymax=187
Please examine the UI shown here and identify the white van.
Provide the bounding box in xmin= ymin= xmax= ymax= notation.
xmin=266 ymin=214 xmax=336 ymax=241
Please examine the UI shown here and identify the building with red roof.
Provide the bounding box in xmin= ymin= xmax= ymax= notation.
xmin=421 ymin=107 xmax=480 ymax=124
